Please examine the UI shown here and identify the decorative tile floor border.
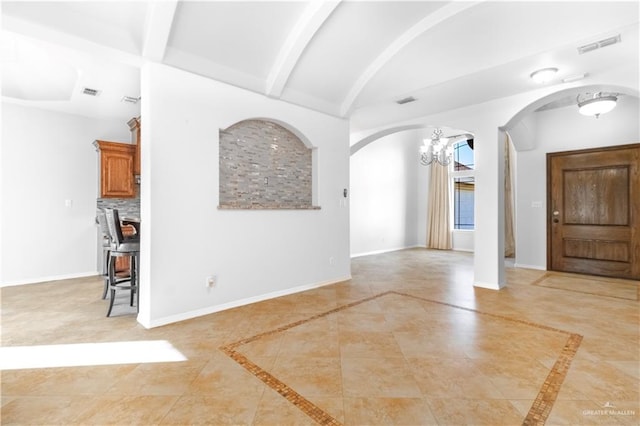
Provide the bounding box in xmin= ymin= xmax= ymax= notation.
xmin=522 ymin=334 xmax=583 ymax=426
xmin=530 ymin=272 xmax=639 ymax=302
xmin=220 ymin=291 xmax=583 ymax=426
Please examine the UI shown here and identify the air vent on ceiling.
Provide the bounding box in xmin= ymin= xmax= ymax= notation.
xmin=121 ymin=96 xmax=140 ymax=104
xmin=81 ymin=87 xmax=101 ymax=96
xmin=577 ymin=34 xmax=621 ymax=55
xmin=562 ymin=73 xmax=587 ymax=83
xmin=396 ymin=96 xmax=417 ymax=105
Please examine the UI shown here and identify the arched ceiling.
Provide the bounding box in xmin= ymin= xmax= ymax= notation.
xmin=1 ymin=1 xmax=638 ymax=127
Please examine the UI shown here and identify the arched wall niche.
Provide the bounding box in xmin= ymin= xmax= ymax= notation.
xmin=219 ymin=118 xmax=319 ymax=209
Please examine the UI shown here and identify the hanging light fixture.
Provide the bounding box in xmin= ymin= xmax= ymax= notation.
xmin=420 ymin=129 xmax=453 ymax=166
xmin=420 ymin=129 xmax=474 ymax=166
xmin=577 ymin=92 xmax=618 ymax=118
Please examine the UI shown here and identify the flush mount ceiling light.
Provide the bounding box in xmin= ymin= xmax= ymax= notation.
xmin=530 ymin=67 xmax=558 ymax=84
xmin=577 ymin=92 xmax=618 ymax=118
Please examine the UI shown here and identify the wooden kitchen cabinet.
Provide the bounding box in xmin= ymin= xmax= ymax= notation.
xmin=127 ymin=116 xmax=141 ymax=176
xmin=94 ymin=140 xmax=136 ymax=198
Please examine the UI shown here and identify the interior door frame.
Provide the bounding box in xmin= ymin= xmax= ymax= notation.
xmin=546 ymin=143 xmax=640 ymax=277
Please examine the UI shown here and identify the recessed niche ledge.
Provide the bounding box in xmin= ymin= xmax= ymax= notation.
xmin=218 ymin=204 xmax=321 ymax=210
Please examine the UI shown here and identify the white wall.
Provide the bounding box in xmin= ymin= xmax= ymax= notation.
xmin=138 ymin=63 xmax=351 ymax=327
xmin=1 ymin=103 xmax=130 ymax=285
xmin=514 ymin=95 xmax=640 ymax=270
xmin=350 ymin=130 xmax=421 ymax=257
xmin=452 ymin=231 xmax=474 ymax=252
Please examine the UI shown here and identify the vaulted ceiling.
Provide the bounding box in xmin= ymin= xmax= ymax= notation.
xmin=2 ymin=1 xmax=638 ymax=131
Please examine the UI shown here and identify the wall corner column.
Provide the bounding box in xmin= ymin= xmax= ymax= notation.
xmin=136 ymin=62 xmax=153 ymax=328
xmin=473 ymin=129 xmax=506 ymax=290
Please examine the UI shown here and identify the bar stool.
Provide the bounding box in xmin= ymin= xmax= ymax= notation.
xmin=97 ymin=211 xmax=133 ymax=300
xmin=103 ymin=208 xmax=140 ymax=317
xmin=96 ymin=212 xmax=112 ymax=299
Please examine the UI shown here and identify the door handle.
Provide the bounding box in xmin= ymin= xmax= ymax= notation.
xmin=552 ymin=210 xmax=559 ymax=223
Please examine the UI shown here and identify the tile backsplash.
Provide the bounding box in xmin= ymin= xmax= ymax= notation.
xmin=97 ymin=198 xmax=140 ymax=219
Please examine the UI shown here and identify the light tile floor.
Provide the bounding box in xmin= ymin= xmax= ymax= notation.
xmin=1 ymin=249 xmax=638 ymax=425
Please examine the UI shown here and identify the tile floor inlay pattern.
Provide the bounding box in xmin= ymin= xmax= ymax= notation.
xmin=531 ymin=272 xmax=639 ymax=301
xmin=221 ymin=290 xmax=583 ymax=426
xmin=7 ymin=250 xmax=635 ymax=425
xmin=522 ymin=334 xmax=583 ymax=426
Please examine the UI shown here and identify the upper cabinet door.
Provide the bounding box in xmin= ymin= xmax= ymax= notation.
xmin=128 ymin=117 xmax=141 ymax=176
xmin=95 ymin=140 xmax=136 ymax=198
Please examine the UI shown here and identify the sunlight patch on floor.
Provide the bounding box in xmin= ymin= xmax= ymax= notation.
xmin=0 ymin=340 xmax=187 ymax=370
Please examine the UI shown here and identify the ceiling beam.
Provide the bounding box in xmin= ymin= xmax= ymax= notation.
xmin=266 ymin=0 xmax=341 ymax=98
xmin=141 ymin=1 xmax=178 ymax=62
xmin=339 ymin=1 xmax=483 ymax=117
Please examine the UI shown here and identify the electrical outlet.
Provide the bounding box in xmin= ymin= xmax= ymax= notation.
xmin=206 ymin=275 xmax=217 ymax=288
xmin=329 ymin=257 xmax=334 ymax=266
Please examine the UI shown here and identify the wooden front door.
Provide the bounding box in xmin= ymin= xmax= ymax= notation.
xmin=547 ymin=144 xmax=640 ymax=280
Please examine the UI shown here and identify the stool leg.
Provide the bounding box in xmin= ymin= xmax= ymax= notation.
xmin=129 ymin=255 xmax=136 ymax=307
xmin=135 ymin=253 xmax=140 ymax=313
xmin=102 ymin=248 xmax=110 ymax=299
xmin=107 ymin=287 xmax=116 ymax=317
xmin=106 ymin=255 xmax=116 ymax=317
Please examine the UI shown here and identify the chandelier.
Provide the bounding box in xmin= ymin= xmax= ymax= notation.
xmin=420 ymin=129 xmax=454 ymax=166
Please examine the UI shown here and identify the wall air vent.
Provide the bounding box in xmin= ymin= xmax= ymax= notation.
xmin=577 ymin=34 xmax=621 ymax=54
xmin=396 ymin=96 xmax=416 ymax=105
xmin=81 ymin=87 xmax=100 ymax=96
xmin=121 ymin=96 xmax=140 ymax=104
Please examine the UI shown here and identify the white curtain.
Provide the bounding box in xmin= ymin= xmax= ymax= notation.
xmin=427 ymin=162 xmax=452 ymax=249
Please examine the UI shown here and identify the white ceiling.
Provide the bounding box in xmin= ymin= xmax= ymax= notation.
xmin=1 ymin=1 xmax=638 ymax=130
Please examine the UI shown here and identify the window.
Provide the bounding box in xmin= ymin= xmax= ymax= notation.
xmin=451 ymin=140 xmax=475 ymax=230
xmin=453 ymin=140 xmax=474 ymax=170
xmin=453 ymin=176 xmax=475 ymax=229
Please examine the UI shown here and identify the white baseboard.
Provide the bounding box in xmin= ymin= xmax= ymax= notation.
xmin=514 ymin=263 xmax=546 ymax=271
xmin=474 ymin=280 xmax=506 ymax=290
xmin=453 ymin=247 xmax=474 ymax=253
xmin=0 ymin=271 xmax=99 ymax=288
xmin=140 ymin=275 xmax=353 ymax=329
xmin=351 ymin=245 xmax=422 ymax=259
xmin=351 ymin=246 xmax=477 ymax=258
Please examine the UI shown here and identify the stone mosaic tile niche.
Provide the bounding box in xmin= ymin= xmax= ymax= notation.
xmin=219 ymin=119 xmax=317 ymax=210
